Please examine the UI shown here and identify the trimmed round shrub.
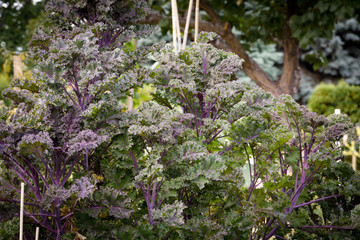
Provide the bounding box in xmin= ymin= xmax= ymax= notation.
xmin=308 ymin=81 xmax=360 ymax=123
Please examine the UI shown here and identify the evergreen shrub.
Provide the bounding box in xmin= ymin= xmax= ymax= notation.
xmin=308 ymin=81 xmax=360 ymax=123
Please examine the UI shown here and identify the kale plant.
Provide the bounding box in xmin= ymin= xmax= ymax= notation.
xmin=0 ymin=0 xmax=159 ymax=239
xmin=0 ymin=1 xmax=359 ymax=239
xmin=76 ymin=33 xmax=360 ymax=239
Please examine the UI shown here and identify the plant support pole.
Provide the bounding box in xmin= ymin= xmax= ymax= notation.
xmin=195 ymin=0 xmax=200 ymax=42
xmin=19 ymin=182 xmax=24 ymax=240
xmin=352 ymin=155 xmax=357 ymax=171
xmin=173 ymin=0 xmax=181 ymax=52
xmin=182 ymin=0 xmax=194 ymax=49
xmin=171 ymin=0 xmax=177 ymax=50
xmin=35 ymin=227 xmax=39 ymax=240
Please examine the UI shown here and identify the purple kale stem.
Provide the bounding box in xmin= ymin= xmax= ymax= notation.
xmin=206 ymin=119 xmax=236 ymax=144
xmin=206 ymin=128 xmax=224 ymax=144
xmin=129 ymin=150 xmax=139 ymax=172
xmin=59 ymin=155 xmax=77 ymax=181
xmin=90 ymin=140 xmax=113 ymax=168
xmin=180 ymin=91 xmax=199 ymax=129
xmin=307 ymin=126 xmax=317 ymax=153
xmin=264 ymin=224 xmax=280 ymax=240
xmin=130 ymin=213 xmax=138 ymax=226
xmin=84 ymin=148 xmax=89 ymax=171
xmin=303 ymin=143 xmax=309 ymax=169
xmin=291 ymin=112 xmax=303 ymax=169
xmin=3 ymin=152 xmax=35 ymax=185
xmin=262 ymin=217 xmax=276 ymax=240
xmin=293 ymin=194 xmax=342 ymax=209
xmin=274 ymin=234 xmax=288 ymax=240
xmin=56 ymin=78 xmax=79 ymax=107
xmin=61 ymin=154 xmax=80 ymax=187
xmin=39 ymin=153 xmax=56 ymax=184
xmin=0 ymin=199 xmax=40 ymax=208
xmin=5 ymin=163 xmax=36 ymax=193
xmin=54 ymin=198 xmax=62 ymax=240
xmin=150 ymin=181 xmax=158 ymax=210
xmin=245 ymin=177 xmax=257 ymax=207
xmin=219 ymin=134 xmax=259 ymax=156
xmin=60 ymin=212 xmax=74 ymax=221
xmin=311 ymin=139 xmax=325 ymax=154
xmin=88 ymin=87 xmax=103 ymax=105
xmin=4 ymin=182 xmax=36 ymax=202
xmin=123 ymin=137 xmax=140 ymax=171
xmin=291 ymin=162 xmax=324 ymax=203
xmin=255 ymin=174 xmax=271 ymax=188
xmin=26 ymin=213 xmax=57 ymax=233
xmin=294 ymin=168 xmax=299 ymax=193
xmin=61 ymin=214 xmax=73 ymax=232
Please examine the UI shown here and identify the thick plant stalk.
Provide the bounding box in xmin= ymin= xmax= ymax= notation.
xmin=182 ymin=0 xmax=194 ymax=49
xmin=19 ymin=182 xmax=24 ymax=240
xmin=194 ymin=0 xmax=200 ymax=42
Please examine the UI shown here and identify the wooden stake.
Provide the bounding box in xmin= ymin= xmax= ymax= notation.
xmin=352 ymin=155 xmax=357 ymax=172
xmin=173 ymin=0 xmax=181 ymax=51
xmin=126 ymin=89 xmax=134 ymax=110
xmin=194 ymin=0 xmax=200 ymax=42
xmin=171 ymin=0 xmax=177 ymax=50
xmin=335 ymin=109 xmax=341 ymax=147
xmin=35 ymin=227 xmax=39 ymax=240
xmin=19 ymin=182 xmax=24 ymax=240
xmin=13 ymin=55 xmax=23 ymax=79
xmin=182 ymin=0 xmax=194 ymax=49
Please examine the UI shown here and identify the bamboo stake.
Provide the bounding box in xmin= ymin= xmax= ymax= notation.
xmin=171 ymin=0 xmax=177 ymax=50
xmin=182 ymin=0 xmax=194 ymax=49
xmin=173 ymin=0 xmax=181 ymax=51
xmin=335 ymin=109 xmax=341 ymax=147
xmin=35 ymin=227 xmax=39 ymax=240
xmin=19 ymin=182 xmax=24 ymax=240
xmin=13 ymin=55 xmax=23 ymax=79
xmin=126 ymin=89 xmax=134 ymax=110
xmin=194 ymin=0 xmax=200 ymax=42
xmin=352 ymin=155 xmax=357 ymax=172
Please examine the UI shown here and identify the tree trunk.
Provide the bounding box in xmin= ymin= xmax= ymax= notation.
xmin=277 ymin=0 xmax=301 ymax=96
xmin=277 ymin=25 xmax=301 ymax=96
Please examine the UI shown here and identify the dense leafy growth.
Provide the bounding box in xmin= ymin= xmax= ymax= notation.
xmin=0 ymin=1 xmax=359 ymax=239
